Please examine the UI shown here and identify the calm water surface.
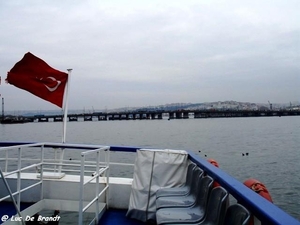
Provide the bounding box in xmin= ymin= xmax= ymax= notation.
xmin=1 ymin=116 xmax=299 ymax=220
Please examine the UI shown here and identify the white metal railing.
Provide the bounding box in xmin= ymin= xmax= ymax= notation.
xmin=78 ymin=146 xmax=110 ymax=225
xmin=0 ymin=143 xmax=44 ymax=225
xmin=0 ymin=143 xmax=44 ymax=205
xmin=0 ymin=143 xmax=112 ymax=225
xmin=1 ymin=152 xmax=130 ymax=175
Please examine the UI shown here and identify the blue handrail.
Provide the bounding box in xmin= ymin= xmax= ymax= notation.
xmin=188 ymin=150 xmax=300 ymax=225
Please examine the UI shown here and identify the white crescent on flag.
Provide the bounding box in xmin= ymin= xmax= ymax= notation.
xmin=39 ymin=76 xmax=62 ymax=92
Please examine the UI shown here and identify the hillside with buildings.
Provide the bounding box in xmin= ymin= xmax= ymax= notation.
xmin=129 ymin=101 xmax=299 ymax=113
xmin=3 ymin=101 xmax=300 ymax=117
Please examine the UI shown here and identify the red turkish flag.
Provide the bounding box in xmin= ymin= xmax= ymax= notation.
xmin=6 ymin=52 xmax=68 ymax=108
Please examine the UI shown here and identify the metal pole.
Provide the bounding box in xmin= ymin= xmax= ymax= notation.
xmin=5 ymin=150 xmax=8 ymax=172
xmin=78 ymin=154 xmax=85 ymax=225
xmin=40 ymin=145 xmax=44 ymax=200
xmin=95 ymin=151 xmax=100 ymax=223
xmin=17 ymin=148 xmax=22 ymax=210
xmin=62 ymin=69 xmax=72 ymax=143
xmin=106 ymin=148 xmax=110 ymax=209
xmin=58 ymin=69 xmax=72 ymax=173
xmin=0 ymin=167 xmax=26 ymax=225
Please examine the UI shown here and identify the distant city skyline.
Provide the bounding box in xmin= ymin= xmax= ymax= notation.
xmin=0 ymin=1 xmax=299 ymax=111
xmin=2 ymin=100 xmax=299 ymax=117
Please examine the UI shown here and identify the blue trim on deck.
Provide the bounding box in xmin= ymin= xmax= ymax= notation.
xmin=98 ymin=209 xmax=146 ymax=225
xmin=0 ymin=202 xmax=33 ymax=225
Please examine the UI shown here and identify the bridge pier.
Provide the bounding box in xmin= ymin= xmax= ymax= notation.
xmin=84 ymin=115 xmax=92 ymax=121
xmin=175 ymin=112 xmax=182 ymax=119
xmin=68 ymin=116 xmax=78 ymax=121
xmin=111 ymin=115 xmax=120 ymax=120
xmin=38 ymin=118 xmax=48 ymax=122
xmin=150 ymin=113 xmax=163 ymax=119
xmin=169 ymin=112 xmax=175 ymax=120
xmin=157 ymin=113 xmax=163 ymax=119
xmin=119 ymin=114 xmax=127 ymax=120
xmin=183 ymin=112 xmax=189 ymax=119
xmin=98 ymin=115 xmax=107 ymax=121
xmin=54 ymin=116 xmax=63 ymax=122
xmin=194 ymin=112 xmax=207 ymax=118
xmin=139 ymin=113 xmax=145 ymax=119
xmin=146 ymin=113 xmax=151 ymax=119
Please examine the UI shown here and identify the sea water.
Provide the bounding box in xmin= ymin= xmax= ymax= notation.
xmin=0 ymin=116 xmax=299 ymax=220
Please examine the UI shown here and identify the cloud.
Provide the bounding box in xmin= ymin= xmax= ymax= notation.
xmin=0 ymin=0 xmax=299 ymax=110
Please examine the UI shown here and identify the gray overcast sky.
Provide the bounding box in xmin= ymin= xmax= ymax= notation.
xmin=0 ymin=0 xmax=299 ymax=111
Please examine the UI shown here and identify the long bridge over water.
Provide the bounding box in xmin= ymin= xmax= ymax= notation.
xmin=7 ymin=109 xmax=300 ymax=123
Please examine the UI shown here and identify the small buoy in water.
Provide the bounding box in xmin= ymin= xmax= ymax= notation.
xmin=246 ymin=152 xmax=249 ymax=156
xmin=204 ymin=154 xmax=207 ymax=157
xmin=69 ymin=158 xmax=72 ymax=160
xmin=198 ymin=150 xmax=201 ymax=152
xmin=242 ymin=153 xmax=245 ymax=156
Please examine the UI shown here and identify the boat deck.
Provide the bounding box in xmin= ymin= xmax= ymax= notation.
xmin=0 ymin=202 xmax=33 ymax=224
xmin=0 ymin=202 xmax=146 ymax=225
xmin=1 ymin=142 xmax=299 ymax=225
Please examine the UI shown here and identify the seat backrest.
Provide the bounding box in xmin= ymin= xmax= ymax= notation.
xmin=195 ymin=175 xmax=213 ymax=209
xmin=223 ymin=204 xmax=250 ymax=225
xmin=189 ymin=167 xmax=204 ymax=196
xmin=202 ymin=186 xmax=229 ymax=225
xmin=185 ymin=163 xmax=197 ymax=187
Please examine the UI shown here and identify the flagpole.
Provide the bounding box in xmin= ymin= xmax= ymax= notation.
xmin=58 ymin=69 xmax=71 ymax=174
xmin=62 ymin=69 xmax=72 ymax=143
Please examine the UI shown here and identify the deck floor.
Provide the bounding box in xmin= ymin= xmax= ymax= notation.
xmin=98 ymin=209 xmax=148 ymax=225
xmin=0 ymin=202 xmax=34 ymax=224
xmin=0 ymin=203 xmax=150 ymax=225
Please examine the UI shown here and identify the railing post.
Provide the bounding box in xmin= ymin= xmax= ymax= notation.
xmin=54 ymin=148 xmax=64 ymax=173
xmin=78 ymin=154 xmax=85 ymax=225
xmin=95 ymin=151 xmax=100 ymax=223
xmin=5 ymin=150 xmax=8 ymax=172
xmin=106 ymin=148 xmax=110 ymax=209
xmin=40 ymin=145 xmax=44 ymax=200
xmin=17 ymin=147 xmax=21 ymax=209
xmin=54 ymin=148 xmax=58 ymax=172
xmin=0 ymin=167 xmax=25 ymax=225
xmin=58 ymin=149 xmax=64 ymax=173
